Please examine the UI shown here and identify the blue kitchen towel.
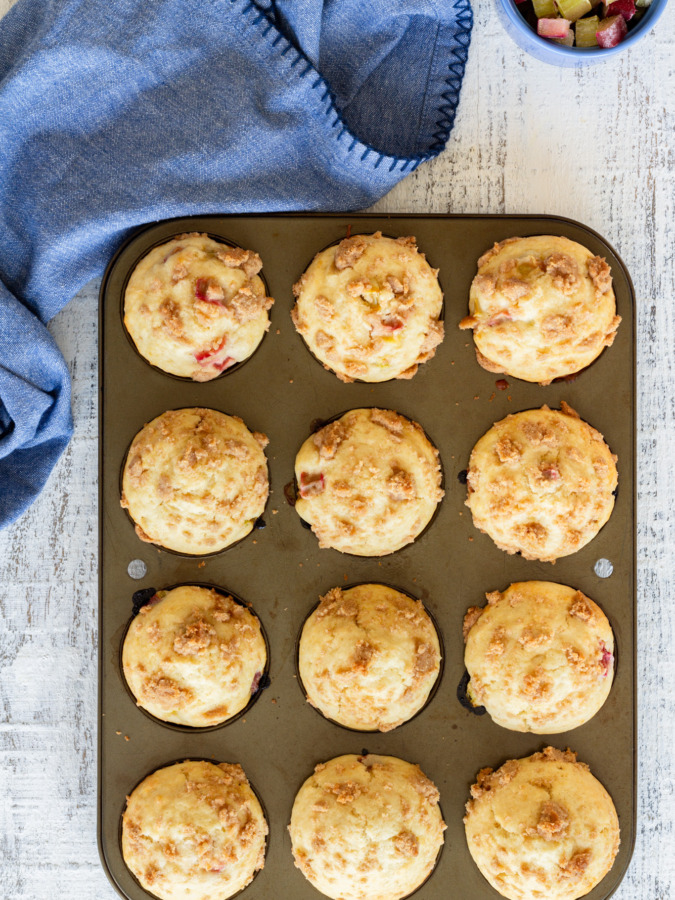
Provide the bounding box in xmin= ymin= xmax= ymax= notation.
xmin=0 ymin=0 xmax=472 ymax=529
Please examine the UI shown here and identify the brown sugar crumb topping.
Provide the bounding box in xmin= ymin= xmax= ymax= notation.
xmin=518 ymin=626 xmax=552 ymax=650
xmin=413 ymin=640 xmax=437 ymax=677
xmin=522 ymin=666 xmax=551 ymax=700
xmin=463 ymin=606 xmax=483 ymax=641
xmin=530 ymin=800 xmax=570 ymax=841
xmin=587 ymin=256 xmax=612 ymax=294
xmin=569 ymin=591 xmax=594 ymax=622
xmin=515 ymin=521 xmax=548 ymax=545
xmin=313 ymin=421 xmax=347 ymax=460
xmin=159 ymin=298 xmax=184 ymax=337
xmin=544 ymin=253 xmax=579 ymax=294
xmin=216 ymin=246 xmax=263 ymax=278
xmin=334 ymin=234 xmax=370 ymax=270
xmin=500 ymin=278 xmax=531 ymax=302
xmin=142 ymin=675 xmax=193 ymax=707
xmin=212 ymin=595 xmax=240 ymax=622
xmin=326 ymin=781 xmax=365 ymax=804
xmin=521 ymin=421 xmax=558 ymax=447
xmin=560 ymin=849 xmax=592 ymax=878
xmin=173 ymin=618 xmax=216 ymax=655
xmin=495 ymin=436 xmax=522 ymax=464
xmin=352 ymin=640 xmax=376 ymax=673
xmin=393 ymin=830 xmax=419 ymax=857
xmin=370 ymin=408 xmax=404 ymax=436
xmin=467 ymin=759 xmax=519 ymax=806
xmin=541 ymin=313 xmax=575 ymax=339
xmin=412 ymin=772 xmax=440 ymax=804
xmin=385 ymin=467 xmax=416 ymax=501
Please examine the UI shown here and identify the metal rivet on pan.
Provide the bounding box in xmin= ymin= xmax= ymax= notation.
xmin=594 ymin=558 xmax=613 ymax=578
xmin=127 ymin=559 xmax=148 ymax=580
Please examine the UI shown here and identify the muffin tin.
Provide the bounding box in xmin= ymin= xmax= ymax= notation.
xmin=98 ymin=213 xmax=635 ymax=900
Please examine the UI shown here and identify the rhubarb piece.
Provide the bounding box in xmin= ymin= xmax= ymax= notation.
xmin=299 ymin=472 xmax=325 ymax=498
xmin=556 ymin=0 xmax=593 ymax=20
xmin=533 ymin=0 xmax=557 ymax=16
xmin=600 ymin=641 xmax=614 ymax=676
xmin=575 ymin=15 xmax=600 ymax=44
xmin=635 ymin=0 xmax=652 ymax=6
xmin=603 ymin=0 xmax=636 ymax=18
xmin=539 ymin=16 xmax=571 ymax=37
xmin=555 ymin=30 xmax=576 ymax=44
xmin=596 ymin=13 xmax=628 ymax=45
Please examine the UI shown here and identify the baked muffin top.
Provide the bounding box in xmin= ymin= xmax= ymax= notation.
xmin=124 ymin=232 xmax=273 ymax=381
xmin=289 ymin=754 xmax=445 ymax=900
xmin=294 ymin=408 xmax=443 ymax=556
xmin=122 ymin=585 xmax=267 ymax=727
xmin=292 ymin=231 xmax=444 ymax=382
xmin=299 ymin=583 xmax=441 ymax=731
xmin=121 ymin=407 xmax=268 ymax=555
xmin=464 ymin=747 xmax=620 ymax=900
xmin=463 ymin=581 xmax=614 ymax=733
xmin=122 ymin=760 xmax=267 ymax=900
xmin=465 ymin=403 xmax=617 ymax=561
xmin=459 ymin=235 xmax=620 ymax=384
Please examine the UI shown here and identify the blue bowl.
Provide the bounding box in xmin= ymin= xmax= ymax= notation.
xmin=496 ymin=0 xmax=668 ymax=65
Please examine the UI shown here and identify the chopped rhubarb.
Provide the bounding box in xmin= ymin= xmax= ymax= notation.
xmin=299 ymin=472 xmax=325 ymax=498
xmin=556 ymin=0 xmax=592 ymax=19
xmin=600 ymin=641 xmax=614 ymax=676
xmin=540 ymin=465 xmax=561 ymax=480
xmin=533 ymin=0 xmax=557 ymax=15
xmin=603 ymin=0 xmax=635 ymax=18
xmin=596 ymin=13 xmax=627 ymax=45
xmin=486 ymin=309 xmax=513 ymax=327
xmin=194 ymin=277 xmax=226 ymax=305
xmin=539 ymin=16 xmax=571 ymax=37
xmin=555 ymin=30 xmax=576 ymax=44
xmin=195 ymin=336 xmax=227 ymax=362
xmin=575 ymin=15 xmax=600 ymax=44
xmin=194 ymin=338 xmax=234 ymax=372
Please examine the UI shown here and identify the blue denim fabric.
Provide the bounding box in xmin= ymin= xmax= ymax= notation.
xmin=0 ymin=0 xmax=472 ymax=528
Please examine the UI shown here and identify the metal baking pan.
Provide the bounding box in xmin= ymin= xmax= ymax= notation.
xmin=98 ymin=214 xmax=635 ymax=900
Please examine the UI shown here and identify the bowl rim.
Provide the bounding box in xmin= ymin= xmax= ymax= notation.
xmin=498 ymin=0 xmax=668 ymax=58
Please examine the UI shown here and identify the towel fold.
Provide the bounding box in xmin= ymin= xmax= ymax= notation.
xmin=0 ymin=0 xmax=472 ymax=528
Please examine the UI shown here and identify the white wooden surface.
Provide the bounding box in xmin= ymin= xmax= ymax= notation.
xmin=0 ymin=0 xmax=674 ymax=897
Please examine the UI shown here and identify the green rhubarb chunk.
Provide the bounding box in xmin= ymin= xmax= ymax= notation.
xmin=635 ymin=0 xmax=651 ymax=6
xmin=575 ymin=15 xmax=600 ymax=45
xmin=533 ymin=0 xmax=557 ymax=17
xmin=556 ymin=0 xmax=593 ymax=20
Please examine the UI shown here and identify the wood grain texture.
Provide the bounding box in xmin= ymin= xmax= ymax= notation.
xmin=0 ymin=0 xmax=674 ymax=896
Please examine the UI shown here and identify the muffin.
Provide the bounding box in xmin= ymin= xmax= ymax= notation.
xmin=464 ymin=746 xmax=620 ymax=900
xmin=298 ymin=584 xmax=441 ymax=731
xmin=294 ymin=408 xmax=443 ymax=556
xmin=463 ymin=581 xmax=614 ymax=733
xmin=459 ymin=235 xmax=620 ymax=384
xmin=124 ymin=232 xmax=274 ymax=381
xmin=465 ymin=403 xmax=617 ymax=561
xmin=122 ymin=760 xmax=267 ymax=900
xmin=291 ymin=231 xmax=444 ymax=382
xmin=121 ymin=407 xmax=268 ymax=555
xmin=289 ymin=754 xmax=445 ymax=900
xmin=122 ymin=585 xmax=267 ymax=727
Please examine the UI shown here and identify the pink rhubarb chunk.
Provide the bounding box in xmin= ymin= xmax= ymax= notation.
xmin=596 ymin=14 xmax=628 ymax=45
xmin=600 ymin=641 xmax=614 ymax=676
xmin=603 ymin=0 xmax=636 ymax=18
xmin=299 ymin=472 xmax=325 ymax=498
xmin=194 ymin=337 xmax=234 ymax=371
xmin=538 ymin=17 xmax=571 ymax=38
